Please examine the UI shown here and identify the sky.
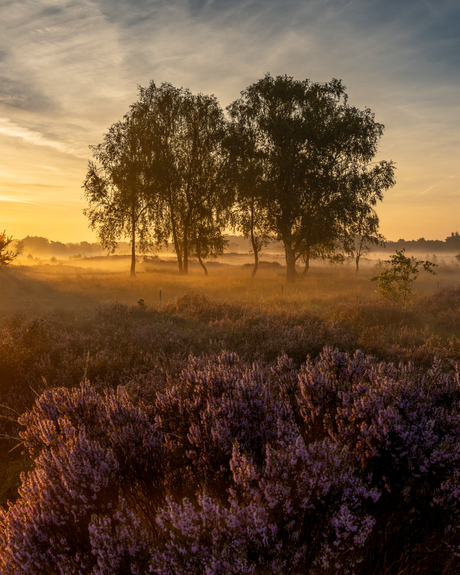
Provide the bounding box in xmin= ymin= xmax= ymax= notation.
xmin=0 ymin=0 xmax=459 ymax=243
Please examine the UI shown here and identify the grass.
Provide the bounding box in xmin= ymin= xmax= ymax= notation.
xmin=1 ymin=255 xmax=453 ymax=316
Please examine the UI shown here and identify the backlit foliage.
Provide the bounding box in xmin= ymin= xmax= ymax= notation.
xmin=0 ymin=231 xmax=18 ymax=266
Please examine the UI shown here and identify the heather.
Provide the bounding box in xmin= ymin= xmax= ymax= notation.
xmin=2 ymin=350 xmax=460 ymax=574
xmin=1 ymin=263 xmax=460 ymax=572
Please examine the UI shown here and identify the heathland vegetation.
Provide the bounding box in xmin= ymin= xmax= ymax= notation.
xmin=1 ymin=258 xmax=460 ymax=573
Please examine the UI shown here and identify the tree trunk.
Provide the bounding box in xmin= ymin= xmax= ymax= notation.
xmin=183 ymin=222 xmax=189 ymax=275
xmin=197 ymin=254 xmax=208 ymax=276
xmin=355 ymin=255 xmax=360 ymax=275
xmin=171 ymin=218 xmax=183 ymax=273
xmin=250 ymin=226 xmax=259 ymax=279
xmin=284 ymin=243 xmax=297 ymax=283
xmin=130 ymin=226 xmax=136 ymax=278
xmin=303 ymin=246 xmax=310 ymax=276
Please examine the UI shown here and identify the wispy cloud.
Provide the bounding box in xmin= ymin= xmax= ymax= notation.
xmin=0 ymin=118 xmax=81 ymax=156
xmin=419 ymin=170 xmax=460 ymax=195
xmin=0 ymin=195 xmax=56 ymax=207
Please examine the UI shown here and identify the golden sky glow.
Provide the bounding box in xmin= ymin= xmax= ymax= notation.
xmin=0 ymin=0 xmax=459 ymax=243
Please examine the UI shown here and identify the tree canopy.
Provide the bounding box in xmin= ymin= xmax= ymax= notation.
xmin=83 ymin=112 xmax=166 ymax=277
xmin=131 ymin=82 xmax=231 ymax=274
xmin=83 ymin=75 xmax=394 ymax=279
xmin=0 ymin=231 xmax=18 ymax=266
xmin=227 ymin=74 xmax=395 ymax=282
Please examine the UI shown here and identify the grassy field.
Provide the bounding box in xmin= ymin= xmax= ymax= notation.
xmin=1 ymin=254 xmax=454 ymax=314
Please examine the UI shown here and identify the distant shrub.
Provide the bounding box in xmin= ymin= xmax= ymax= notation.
xmin=2 ymin=350 xmax=460 ymax=574
xmin=417 ymin=286 xmax=460 ymax=330
xmin=371 ymin=249 xmax=437 ymax=308
xmin=0 ymin=231 xmax=18 ymax=266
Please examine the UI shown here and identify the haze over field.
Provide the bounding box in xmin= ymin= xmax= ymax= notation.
xmin=0 ymin=0 xmax=459 ymax=243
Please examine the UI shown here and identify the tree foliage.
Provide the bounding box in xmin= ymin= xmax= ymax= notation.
xmin=227 ymin=74 xmax=395 ymax=283
xmin=343 ymin=204 xmax=385 ymax=273
xmin=83 ymin=74 xmax=394 ymax=278
xmin=371 ymin=249 xmax=437 ymax=308
xmin=132 ymin=82 xmax=231 ymax=275
xmin=224 ymin=122 xmax=273 ymax=277
xmin=83 ymin=112 xmax=167 ymax=277
xmin=0 ymin=231 xmax=18 ymax=266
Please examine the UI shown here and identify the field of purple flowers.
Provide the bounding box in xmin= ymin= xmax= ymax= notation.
xmin=2 ymin=265 xmax=460 ymax=573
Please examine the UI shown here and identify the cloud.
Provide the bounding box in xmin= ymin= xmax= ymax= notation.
xmin=0 ymin=195 xmax=56 ymax=207
xmin=419 ymin=170 xmax=460 ymax=196
xmin=0 ymin=117 xmax=82 ymax=156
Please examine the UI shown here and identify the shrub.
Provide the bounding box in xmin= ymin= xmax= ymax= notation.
xmin=2 ymin=350 xmax=460 ymax=574
xmin=0 ymin=231 xmax=18 ymax=266
xmin=371 ymin=249 xmax=437 ymax=308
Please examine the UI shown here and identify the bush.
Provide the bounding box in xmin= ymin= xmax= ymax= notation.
xmin=0 ymin=231 xmax=18 ymax=266
xmin=2 ymin=350 xmax=460 ymax=574
xmin=371 ymin=249 xmax=437 ymax=308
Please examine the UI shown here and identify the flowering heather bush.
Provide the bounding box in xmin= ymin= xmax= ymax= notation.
xmin=2 ymin=350 xmax=460 ymax=574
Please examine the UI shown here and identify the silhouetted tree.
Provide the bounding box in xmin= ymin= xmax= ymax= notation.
xmin=189 ymin=217 xmax=229 ymax=275
xmin=343 ymin=205 xmax=385 ymax=273
xmin=0 ymin=231 xmax=18 ymax=266
xmin=227 ymin=74 xmax=395 ymax=283
xmin=224 ymin=123 xmax=273 ymax=278
xmin=132 ymin=82 xmax=231 ymax=275
xmin=14 ymin=239 xmax=25 ymax=256
xmin=83 ymin=112 xmax=167 ymax=277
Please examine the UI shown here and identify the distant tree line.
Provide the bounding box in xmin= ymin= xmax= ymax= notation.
xmin=10 ymin=236 xmax=112 ymax=259
xmin=83 ymin=74 xmax=395 ymax=281
xmin=385 ymin=232 xmax=460 ymax=253
xmin=10 ymin=233 xmax=460 ymax=263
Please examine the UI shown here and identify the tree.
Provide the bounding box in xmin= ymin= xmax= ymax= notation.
xmin=83 ymin=111 xmax=167 ymax=277
xmin=227 ymin=74 xmax=395 ymax=283
xmin=224 ymin=123 xmax=273 ymax=278
xmin=0 ymin=231 xmax=18 ymax=266
xmin=14 ymin=239 xmax=25 ymax=256
xmin=371 ymin=249 xmax=437 ymax=308
xmin=189 ymin=217 xmax=229 ymax=276
xmin=342 ymin=204 xmax=385 ymax=274
xmin=296 ymin=206 xmax=345 ymax=275
xmin=132 ymin=82 xmax=231 ymax=275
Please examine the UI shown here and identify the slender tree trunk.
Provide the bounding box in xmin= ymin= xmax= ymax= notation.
xmin=183 ymin=221 xmax=189 ymax=275
xmin=250 ymin=231 xmax=259 ymax=279
xmin=170 ymin=215 xmax=183 ymax=273
xmin=197 ymin=253 xmax=208 ymax=276
xmin=129 ymin=203 xmax=137 ymax=278
xmin=303 ymin=246 xmax=310 ymax=276
xmin=355 ymin=255 xmax=360 ymax=275
xmin=168 ymin=189 xmax=183 ymax=273
xmin=130 ymin=225 xmax=136 ymax=278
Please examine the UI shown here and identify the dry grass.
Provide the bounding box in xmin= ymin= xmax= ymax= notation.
xmin=1 ymin=256 xmax=454 ymax=317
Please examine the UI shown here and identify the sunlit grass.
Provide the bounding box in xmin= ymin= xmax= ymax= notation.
xmin=1 ymin=255 xmax=455 ymax=318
